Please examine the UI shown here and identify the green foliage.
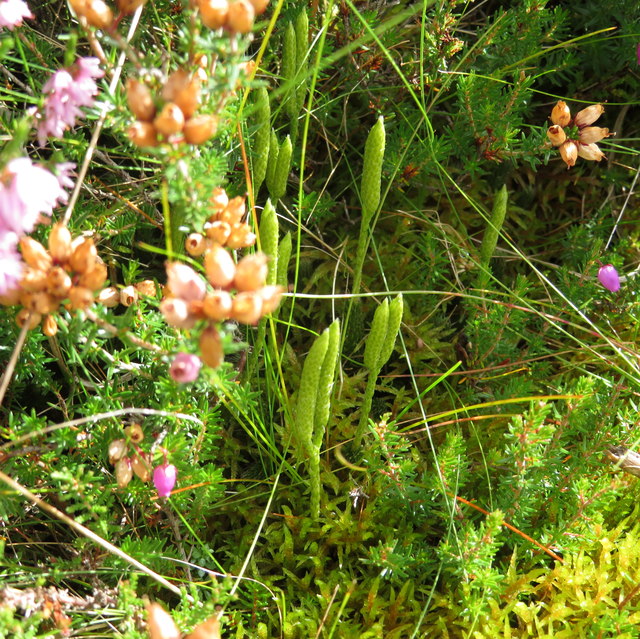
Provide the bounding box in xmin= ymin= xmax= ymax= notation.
xmin=2 ymin=0 xmax=640 ymax=636
xmin=477 ymin=185 xmax=508 ymax=292
xmin=268 ymin=133 xmax=293 ymax=202
xmin=357 ymin=294 xmax=404 ymax=444
xmin=251 ymin=87 xmax=271 ymax=195
xmin=293 ymin=319 xmax=340 ymax=518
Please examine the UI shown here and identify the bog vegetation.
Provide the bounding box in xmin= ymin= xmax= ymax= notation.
xmin=0 ymin=0 xmax=639 ymax=637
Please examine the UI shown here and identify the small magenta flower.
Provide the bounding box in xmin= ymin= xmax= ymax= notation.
xmin=169 ymin=352 xmax=202 ymax=383
xmin=598 ymin=264 xmax=620 ymax=292
xmin=153 ymin=463 xmax=177 ymax=498
xmin=0 ymin=0 xmax=32 ymax=29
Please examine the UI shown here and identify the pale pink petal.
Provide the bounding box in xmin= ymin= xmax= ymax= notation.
xmin=1 ymin=158 xmax=67 ymax=233
xmin=0 ymin=231 xmax=23 ymax=295
xmin=169 ymin=353 xmax=202 ymax=383
xmin=0 ymin=0 xmax=32 ymax=29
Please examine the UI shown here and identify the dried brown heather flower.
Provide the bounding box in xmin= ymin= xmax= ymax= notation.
xmin=220 ymin=196 xmax=245 ymax=225
xmin=46 ymin=266 xmax=72 ymax=298
xmin=79 ymin=261 xmax=108 ymax=290
xmin=205 ymin=220 xmax=231 ymax=245
xmin=202 ymin=290 xmax=233 ymax=320
xmin=120 ymin=285 xmax=139 ymax=307
xmin=15 ymin=309 xmax=41 ymax=329
xmin=68 ymin=286 xmax=94 ymax=310
xmin=548 ymin=100 xmax=612 ymax=169
xmin=135 ymin=280 xmax=158 ymax=297
xmin=546 ymin=125 xmax=566 ymax=147
xmin=42 ymin=314 xmax=58 ymax=336
xmin=210 ymin=187 xmax=228 ymax=211
xmin=258 ymin=285 xmax=284 ymax=314
xmin=247 ymin=0 xmax=268 ymax=14
xmin=20 ymin=237 xmax=52 ymax=271
xmin=171 ymin=75 xmax=202 ymax=120
xmin=185 ymin=615 xmax=221 ymax=639
xmin=115 ymin=457 xmax=133 ymax=488
xmin=126 ymin=78 xmax=156 ymax=122
xmin=231 ymin=290 xmax=263 ymax=324
xmin=198 ymin=0 xmax=229 ymax=29
xmin=226 ymin=223 xmax=255 ymax=249
xmin=184 ymin=114 xmax=218 ymax=145
xmin=48 ymin=223 xmax=73 ymax=262
xmin=234 ymin=253 xmax=268 ymax=292
xmin=108 ymin=438 xmax=127 ymax=465
xmin=558 ymin=140 xmax=578 ymax=169
xmin=128 ymin=121 xmax=159 ymax=147
xmin=199 ymin=325 xmax=224 ymax=368
xmin=97 ymin=286 xmax=120 ymax=307
xmin=159 ymin=187 xmax=285 ymax=369
xmin=154 ymin=102 xmax=185 ymax=137
xmin=607 ymin=445 xmax=640 ymax=478
xmin=131 ymin=451 xmax=152 ymax=482
xmin=185 ymin=233 xmax=207 ymax=256
xmin=204 ymin=243 xmax=236 ymax=287
xmin=226 ymin=0 xmax=255 ymax=34
xmin=69 ymin=0 xmax=114 ymax=29
xmin=146 ymin=602 xmax=181 ymax=639
xmin=69 ymin=238 xmax=98 ymax=273
xmin=116 ymin=0 xmax=147 ymax=15
xmin=550 ymin=100 xmax=571 ymax=127
xmin=4 ymin=227 xmax=113 ymax=331
xmin=124 ymin=423 xmax=144 ymax=443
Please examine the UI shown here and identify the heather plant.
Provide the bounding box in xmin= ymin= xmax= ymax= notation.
xmin=1 ymin=0 xmax=640 ymax=637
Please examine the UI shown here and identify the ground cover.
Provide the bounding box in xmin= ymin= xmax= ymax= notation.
xmin=1 ymin=0 xmax=640 ymax=637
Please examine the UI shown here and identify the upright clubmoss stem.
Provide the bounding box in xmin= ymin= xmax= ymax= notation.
xmin=477 ymin=184 xmax=508 ymax=293
xmin=352 ymin=116 xmax=385 ymax=300
xmin=355 ymin=294 xmax=403 ymax=445
xmin=294 ymin=319 xmax=340 ymax=518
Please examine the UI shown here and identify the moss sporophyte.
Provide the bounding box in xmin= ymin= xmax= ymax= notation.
xmin=547 ymin=100 xmax=612 ymax=169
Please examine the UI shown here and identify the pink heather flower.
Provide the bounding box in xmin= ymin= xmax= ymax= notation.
xmin=55 ymin=162 xmax=76 ymax=191
xmin=0 ymin=0 xmax=32 ymax=29
xmin=0 ymin=231 xmax=23 ymax=295
xmin=0 ymin=158 xmax=69 ymax=235
xmin=37 ymin=57 xmax=104 ymax=145
xmin=169 ymin=352 xmax=202 ymax=383
xmin=153 ymin=464 xmax=177 ymax=498
xmin=598 ymin=264 xmax=620 ymax=292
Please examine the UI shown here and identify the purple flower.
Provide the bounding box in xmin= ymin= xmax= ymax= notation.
xmin=0 ymin=0 xmax=31 ymax=29
xmin=153 ymin=464 xmax=177 ymax=498
xmin=169 ymin=352 xmax=202 ymax=383
xmin=0 ymin=158 xmax=68 ymax=235
xmin=598 ymin=264 xmax=620 ymax=292
xmin=0 ymin=231 xmax=23 ymax=296
xmin=37 ymin=57 xmax=104 ymax=145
